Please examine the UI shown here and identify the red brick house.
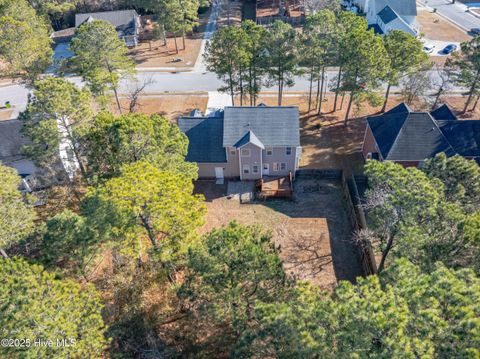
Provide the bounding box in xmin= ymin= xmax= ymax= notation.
xmin=362 ymin=103 xmax=480 ymax=167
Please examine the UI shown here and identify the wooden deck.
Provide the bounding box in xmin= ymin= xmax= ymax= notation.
xmin=255 ymin=172 xmax=293 ymax=199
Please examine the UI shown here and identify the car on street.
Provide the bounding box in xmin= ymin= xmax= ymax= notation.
xmin=423 ymin=44 xmax=435 ymax=54
xmin=471 ymin=28 xmax=480 ymax=36
xmin=441 ymin=44 xmax=458 ymax=55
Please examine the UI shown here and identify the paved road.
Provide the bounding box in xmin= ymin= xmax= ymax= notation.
xmin=0 ymin=68 xmax=466 ymax=115
xmin=420 ymin=0 xmax=480 ymax=31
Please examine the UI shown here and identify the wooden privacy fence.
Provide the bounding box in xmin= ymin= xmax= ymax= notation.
xmin=344 ymin=174 xmax=377 ymax=275
xmin=256 ymin=15 xmax=306 ymax=26
xmin=296 ymin=169 xmax=377 ymax=276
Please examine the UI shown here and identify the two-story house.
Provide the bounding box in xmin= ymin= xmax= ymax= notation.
xmin=178 ymin=106 xmax=302 ymax=181
xmin=350 ymin=0 xmax=418 ymax=36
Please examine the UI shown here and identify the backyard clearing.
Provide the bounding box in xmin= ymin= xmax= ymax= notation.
xmin=195 ymin=177 xmax=364 ymax=289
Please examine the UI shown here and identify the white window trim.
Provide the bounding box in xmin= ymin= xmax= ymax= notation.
xmin=280 ymin=162 xmax=287 ymax=171
xmin=243 ymin=164 xmax=250 ymax=174
xmin=241 ymin=148 xmax=251 ymax=157
xmin=252 ymin=165 xmax=259 ymax=174
xmin=266 ymin=147 xmax=273 ymax=156
xmin=273 ymin=162 xmax=279 ymax=171
xmin=286 ymin=147 xmax=292 ymax=155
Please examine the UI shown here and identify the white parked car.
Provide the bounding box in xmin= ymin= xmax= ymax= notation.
xmin=423 ymin=44 xmax=435 ymax=54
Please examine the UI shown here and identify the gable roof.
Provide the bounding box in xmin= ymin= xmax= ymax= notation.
xmin=75 ymin=10 xmax=139 ymax=35
xmin=178 ymin=116 xmax=226 ymax=163
xmin=367 ymin=103 xmax=480 ymax=161
xmin=430 ymin=104 xmax=457 ymax=121
xmin=437 ymin=120 xmax=480 ymax=157
xmin=385 ymin=113 xmax=456 ymax=160
xmin=378 ymin=6 xmax=398 ymax=24
xmin=234 ymin=130 xmax=265 ymax=149
xmin=367 ymin=104 xmax=456 ymax=161
xmin=375 ymin=0 xmax=417 ymax=17
xmin=386 ymin=102 xmax=411 ymax=115
xmin=222 ymin=107 xmax=300 ymax=148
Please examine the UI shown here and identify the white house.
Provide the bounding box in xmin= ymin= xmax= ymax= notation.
xmin=351 ymin=0 xmax=418 ymax=36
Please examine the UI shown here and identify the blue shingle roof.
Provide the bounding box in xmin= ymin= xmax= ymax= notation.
xmin=367 ymin=103 xmax=480 ymax=161
xmin=178 ymin=116 xmax=226 ymax=163
xmin=378 ymin=6 xmax=398 ymax=24
xmin=430 ymin=104 xmax=457 ymax=121
xmin=367 ymin=104 xmax=456 ymax=161
xmin=234 ymin=130 xmax=265 ymax=149
xmin=437 ymin=120 xmax=480 ymax=157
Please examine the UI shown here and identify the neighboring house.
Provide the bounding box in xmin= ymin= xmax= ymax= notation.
xmin=350 ymin=0 xmax=418 ymax=36
xmin=75 ymin=10 xmax=141 ymax=47
xmin=0 ymin=119 xmax=77 ymax=190
xmin=362 ymin=103 xmax=480 ymax=167
xmin=178 ymin=106 xmax=302 ymax=181
xmin=0 ymin=120 xmax=38 ymax=178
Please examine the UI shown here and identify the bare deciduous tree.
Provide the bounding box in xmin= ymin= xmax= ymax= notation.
xmin=303 ymin=0 xmax=340 ymax=14
xmin=431 ymin=62 xmax=454 ymax=110
xmin=127 ymin=76 xmax=155 ymax=113
xmin=400 ymin=65 xmax=432 ymax=106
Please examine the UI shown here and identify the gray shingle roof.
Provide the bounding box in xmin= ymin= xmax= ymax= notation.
xmin=222 ymin=107 xmax=300 ymax=148
xmin=75 ymin=10 xmax=139 ymax=35
xmin=178 ymin=117 xmax=226 ymax=163
xmin=234 ymin=130 xmax=265 ymax=149
xmin=375 ymin=0 xmax=417 ymax=17
xmin=378 ymin=6 xmax=398 ymax=24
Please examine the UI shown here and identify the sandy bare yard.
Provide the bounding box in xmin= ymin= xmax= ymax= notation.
xmin=112 ymin=93 xmax=208 ymax=121
xmin=195 ymin=178 xmax=364 ymax=289
xmin=417 ymin=9 xmax=471 ymax=42
xmin=130 ymin=9 xmax=211 ymax=69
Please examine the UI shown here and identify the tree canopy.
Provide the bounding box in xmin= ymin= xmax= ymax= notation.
xmin=84 ymin=161 xmax=206 ymax=260
xmin=0 ymin=257 xmax=108 ymax=358
xmin=20 ymin=77 xmax=93 ymax=181
xmin=234 ymin=259 xmax=480 ymax=358
xmin=180 ymin=222 xmax=291 ymax=350
xmin=0 ymin=0 xmax=52 ymax=81
xmin=69 ymin=19 xmax=135 ymax=112
xmin=364 ymin=159 xmax=480 ymax=274
xmin=85 ymin=111 xmax=196 ymax=182
xmin=0 ymin=164 xmax=36 ymax=258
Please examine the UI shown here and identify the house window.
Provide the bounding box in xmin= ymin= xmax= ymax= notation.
xmin=243 ymin=165 xmax=250 ymax=174
xmin=241 ymin=148 xmax=251 ymax=157
xmin=252 ymin=165 xmax=259 ymax=173
xmin=280 ymin=162 xmax=287 ymax=171
xmin=286 ymin=147 xmax=292 ymax=155
xmin=266 ymin=147 xmax=273 ymax=156
xmin=272 ymin=163 xmax=279 ymax=171
xmin=230 ymin=148 xmax=236 ymax=155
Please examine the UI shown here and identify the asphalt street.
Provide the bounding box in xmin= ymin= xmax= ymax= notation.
xmin=420 ymin=0 xmax=480 ymax=31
